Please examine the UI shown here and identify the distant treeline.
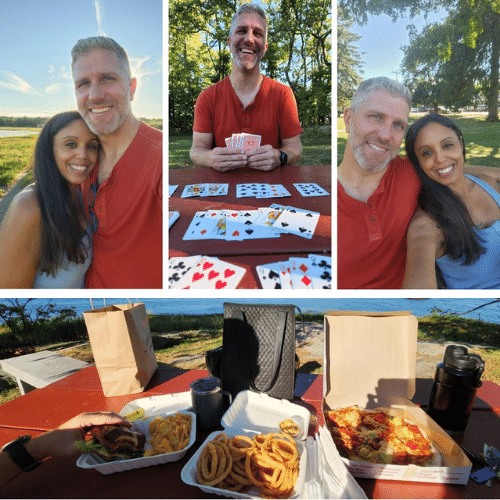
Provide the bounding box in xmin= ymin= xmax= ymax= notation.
xmin=0 ymin=116 xmax=162 ymax=130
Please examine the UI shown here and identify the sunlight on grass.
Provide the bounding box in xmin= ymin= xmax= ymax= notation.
xmin=337 ymin=113 xmax=500 ymax=168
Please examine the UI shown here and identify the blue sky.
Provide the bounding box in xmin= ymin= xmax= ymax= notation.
xmin=0 ymin=0 xmax=162 ymax=119
xmin=350 ymin=9 xmax=449 ymax=83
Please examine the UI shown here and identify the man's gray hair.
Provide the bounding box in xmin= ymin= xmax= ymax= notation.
xmin=71 ymin=36 xmax=131 ymax=79
xmin=229 ymin=3 xmax=268 ymax=36
xmin=350 ymin=77 xmax=412 ymax=112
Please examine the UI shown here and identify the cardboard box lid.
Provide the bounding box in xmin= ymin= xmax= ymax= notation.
xmin=324 ymin=311 xmax=418 ymax=408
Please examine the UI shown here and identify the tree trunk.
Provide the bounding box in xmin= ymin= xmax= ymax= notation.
xmin=486 ymin=18 xmax=500 ymax=122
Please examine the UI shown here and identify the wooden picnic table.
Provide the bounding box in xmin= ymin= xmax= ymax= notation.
xmin=0 ymin=365 xmax=499 ymax=498
xmin=168 ymin=165 xmax=331 ymax=288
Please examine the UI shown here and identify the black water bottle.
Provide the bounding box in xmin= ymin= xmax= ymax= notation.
xmin=427 ymin=345 xmax=484 ymax=434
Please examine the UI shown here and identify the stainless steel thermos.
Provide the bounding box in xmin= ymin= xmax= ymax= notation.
xmin=427 ymin=345 xmax=485 ymax=434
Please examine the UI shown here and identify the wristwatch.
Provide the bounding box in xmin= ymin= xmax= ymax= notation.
xmin=2 ymin=435 xmax=41 ymax=472
xmin=279 ymin=150 xmax=288 ymax=166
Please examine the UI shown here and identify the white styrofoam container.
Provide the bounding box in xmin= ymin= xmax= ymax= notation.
xmin=76 ymin=393 xmax=195 ymax=475
xmin=181 ymin=390 xmax=310 ymax=498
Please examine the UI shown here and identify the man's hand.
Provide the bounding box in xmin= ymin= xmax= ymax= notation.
xmin=211 ymin=147 xmax=247 ymax=172
xmin=246 ymin=145 xmax=280 ymax=171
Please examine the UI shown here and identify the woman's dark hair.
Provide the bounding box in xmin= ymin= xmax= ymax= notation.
xmin=405 ymin=113 xmax=485 ymax=265
xmin=34 ymin=111 xmax=93 ymax=275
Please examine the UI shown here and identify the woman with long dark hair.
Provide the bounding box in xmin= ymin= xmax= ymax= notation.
xmin=0 ymin=111 xmax=98 ymax=288
xmin=403 ymin=113 xmax=500 ymax=289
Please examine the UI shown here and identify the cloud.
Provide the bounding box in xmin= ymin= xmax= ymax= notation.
xmin=94 ymin=0 xmax=106 ymax=36
xmin=0 ymin=71 xmax=41 ymax=95
xmin=45 ymin=83 xmax=65 ymax=94
xmin=130 ymin=56 xmax=162 ymax=80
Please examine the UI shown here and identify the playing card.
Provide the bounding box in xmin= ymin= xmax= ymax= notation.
xmin=176 ymin=256 xmax=246 ymax=289
xmin=183 ymin=211 xmax=219 ymax=240
xmin=204 ymin=183 xmax=228 ymax=196
xmin=253 ymin=207 xmax=285 ymax=230
xmin=169 ymin=185 xmax=178 ymax=197
xmin=181 ymin=183 xmax=207 ymax=198
xmin=236 ymin=183 xmax=268 ymax=198
xmin=242 ymin=134 xmax=261 ymax=152
xmin=289 ymin=257 xmax=331 ymax=289
xmin=225 ymin=210 xmax=281 ymax=241
xmin=273 ymin=209 xmax=320 ymax=239
xmin=256 ymin=184 xmax=291 ymax=199
xmin=169 ymin=211 xmax=179 ymax=228
xmin=256 ymin=262 xmax=282 ymax=289
xmin=293 ymin=183 xmax=329 ymax=197
xmin=168 ymin=255 xmax=202 ymax=288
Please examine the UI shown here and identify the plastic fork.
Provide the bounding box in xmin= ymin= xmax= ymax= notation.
xmin=305 ymin=436 xmax=323 ymax=499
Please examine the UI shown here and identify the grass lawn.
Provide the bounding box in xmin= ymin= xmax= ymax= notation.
xmin=337 ymin=113 xmax=500 ymax=168
xmin=169 ymin=126 xmax=332 ymax=168
xmin=0 ymin=134 xmax=37 ymax=194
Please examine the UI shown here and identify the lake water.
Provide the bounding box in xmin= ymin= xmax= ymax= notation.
xmin=2 ymin=297 xmax=500 ymax=324
xmin=0 ymin=129 xmax=39 ymax=138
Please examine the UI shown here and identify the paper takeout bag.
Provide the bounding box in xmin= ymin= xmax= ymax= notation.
xmin=83 ymin=303 xmax=158 ymax=396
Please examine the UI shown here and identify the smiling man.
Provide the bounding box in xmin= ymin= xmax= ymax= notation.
xmin=190 ymin=3 xmax=303 ymax=171
xmin=337 ymin=77 xmax=419 ymax=289
xmin=71 ymin=36 xmax=162 ymax=288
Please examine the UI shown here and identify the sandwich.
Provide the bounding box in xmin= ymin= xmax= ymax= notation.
xmin=75 ymin=425 xmax=146 ymax=461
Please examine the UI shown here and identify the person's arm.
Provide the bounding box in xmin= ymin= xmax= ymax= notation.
xmin=190 ymin=131 xmax=248 ymax=171
xmin=402 ymin=208 xmax=445 ymax=289
xmin=246 ymin=134 xmax=303 ymax=171
xmin=464 ymin=165 xmax=500 ymax=182
xmin=0 ymin=412 xmax=130 ymax=490
xmin=0 ymin=188 xmax=41 ymax=288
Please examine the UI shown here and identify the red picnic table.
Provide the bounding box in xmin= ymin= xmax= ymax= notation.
xmin=0 ymin=364 xmax=499 ymax=498
xmin=168 ymin=165 xmax=331 ymax=288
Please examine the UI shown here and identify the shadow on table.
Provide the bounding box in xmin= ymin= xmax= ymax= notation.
xmin=146 ymin=362 xmax=190 ymax=388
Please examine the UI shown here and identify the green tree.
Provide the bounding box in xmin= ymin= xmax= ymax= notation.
xmin=340 ymin=0 xmax=500 ymax=121
xmin=168 ymin=0 xmax=331 ymax=132
xmin=337 ymin=6 xmax=363 ymax=115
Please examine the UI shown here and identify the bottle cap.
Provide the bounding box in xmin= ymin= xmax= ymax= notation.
xmin=444 ymin=345 xmax=484 ymax=371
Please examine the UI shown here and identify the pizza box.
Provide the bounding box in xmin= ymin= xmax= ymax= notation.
xmin=181 ymin=390 xmax=310 ymax=498
xmin=76 ymin=393 xmax=195 ymax=474
xmin=322 ymin=311 xmax=472 ymax=484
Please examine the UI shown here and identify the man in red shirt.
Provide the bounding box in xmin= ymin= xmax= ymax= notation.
xmin=338 ymin=77 xmax=420 ymax=289
xmin=190 ymin=3 xmax=303 ymax=172
xmin=338 ymin=77 xmax=500 ymax=289
xmin=72 ymin=36 xmax=162 ymax=289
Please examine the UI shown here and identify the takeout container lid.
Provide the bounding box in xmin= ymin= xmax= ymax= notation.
xmin=76 ymin=393 xmax=196 ymax=475
xmin=181 ymin=390 xmax=309 ymax=498
xmin=323 ymin=311 xmax=472 ymax=485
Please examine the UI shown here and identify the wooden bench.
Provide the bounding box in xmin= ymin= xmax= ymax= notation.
xmin=0 ymin=351 xmax=88 ymax=395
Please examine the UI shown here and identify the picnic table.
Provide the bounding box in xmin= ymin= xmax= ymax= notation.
xmin=0 ymin=364 xmax=499 ymax=498
xmin=168 ymin=165 xmax=331 ymax=288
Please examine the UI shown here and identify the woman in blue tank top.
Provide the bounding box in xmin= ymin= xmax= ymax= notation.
xmin=402 ymin=113 xmax=500 ymax=289
xmin=0 ymin=111 xmax=98 ymax=288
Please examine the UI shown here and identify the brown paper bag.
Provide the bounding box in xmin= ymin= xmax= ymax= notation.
xmin=83 ymin=303 xmax=158 ymax=396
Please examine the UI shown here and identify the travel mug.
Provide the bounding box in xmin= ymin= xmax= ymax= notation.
xmin=190 ymin=377 xmax=232 ymax=429
xmin=427 ymin=345 xmax=485 ymax=434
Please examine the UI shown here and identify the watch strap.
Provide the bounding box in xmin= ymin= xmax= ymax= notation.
xmin=3 ymin=435 xmax=41 ymax=472
xmin=279 ymin=150 xmax=288 ymax=166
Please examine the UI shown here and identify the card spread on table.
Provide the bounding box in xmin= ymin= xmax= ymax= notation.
xmin=256 ymin=255 xmax=331 ymax=289
xmin=181 ymin=183 xmax=228 ymax=198
xmin=169 ymin=256 xmax=246 ymax=289
xmin=293 ymin=183 xmax=329 ymax=197
xmin=169 ymin=211 xmax=179 ymax=228
xmin=168 ymin=255 xmax=204 ymax=287
xmin=183 ymin=205 xmax=319 ymax=241
xmin=236 ymin=183 xmax=291 ymax=199
xmin=169 ymin=185 xmax=178 ymax=197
